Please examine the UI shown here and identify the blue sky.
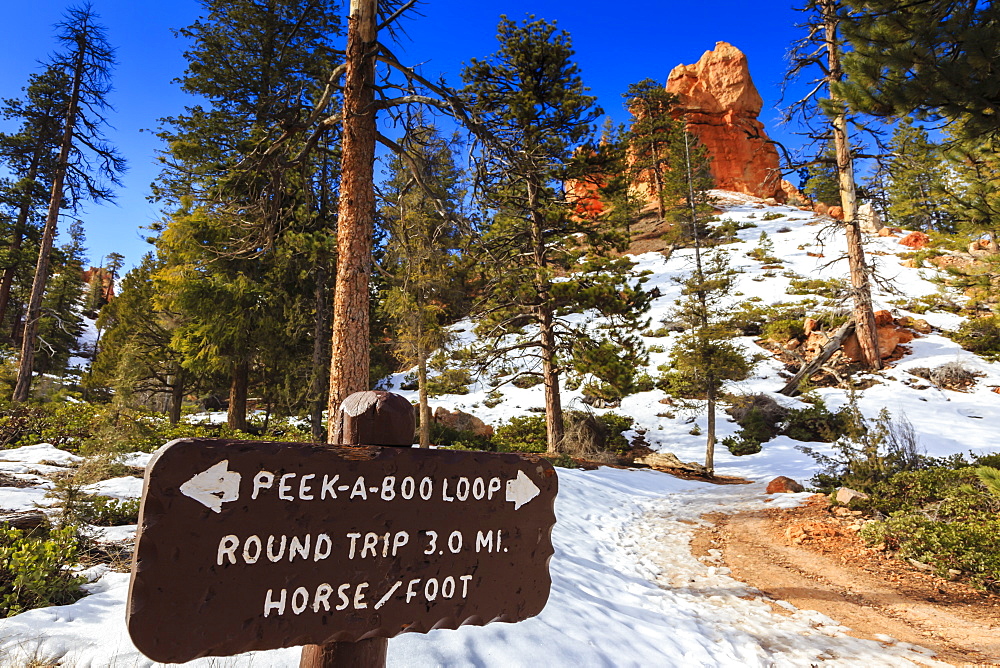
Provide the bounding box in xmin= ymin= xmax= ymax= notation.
xmin=0 ymin=1 xmax=810 ymax=272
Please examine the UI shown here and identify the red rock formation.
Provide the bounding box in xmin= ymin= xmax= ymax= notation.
xmin=82 ymin=267 xmax=115 ymax=302
xmin=766 ymin=476 xmax=805 ymax=494
xmin=666 ymin=42 xmax=783 ymax=200
xmin=841 ymin=310 xmax=915 ymax=362
xmin=898 ymin=231 xmax=930 ymax=249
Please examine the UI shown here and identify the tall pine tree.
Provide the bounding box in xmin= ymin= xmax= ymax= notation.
xmin=463 ymin=16 xmax=649 ymax=453
xmin=13 ymin=5 xmax=125 ymax=401
xmin=378 ymin=125 xmax=469 ymax=447
xmin=885 ymin=117 xmax=954 ymax=233
xmin=152 ymin=0 xmax=342 ymax=430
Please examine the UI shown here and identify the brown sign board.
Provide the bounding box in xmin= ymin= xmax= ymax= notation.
xmin=127 ymin=438 xmax=558 ymax=664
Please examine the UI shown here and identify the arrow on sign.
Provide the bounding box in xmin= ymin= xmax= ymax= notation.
xmin=179 ymin=460 xmax=241 ymax=513
xmin=505 ymin=470 xmax=540 ymax=510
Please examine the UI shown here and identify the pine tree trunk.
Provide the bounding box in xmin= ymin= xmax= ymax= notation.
xmin=326 ymin=0 xmax=377 ymax=441
xmin=526 ymin=178 xmax=564 ymax=453
xmin=651 ymin=147 xmax=665 ymax=219
xmin=824 ymin=0 xmax=881 ymax=371
xmin=417 ymin=347 xmax=430 ymax=448
xmin=169 ymin=376 xmax=184 ymax=425
xmin=705 ymin=384 xmax=716 ymax=474
xmin=228 ymin=360 xmax=249 ymax=431
xmin=539 ymin=305 xmax=563 ymax=454
xmin=0 ymin=149 xmax=42 ymax=329
xmin=12 ymin=45 xmax=84 ymax=403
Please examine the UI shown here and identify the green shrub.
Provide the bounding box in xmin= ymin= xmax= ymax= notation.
xmin=595 ymin=412 xmax=633 ymax=453
xmin=888 ymin=293 xmax=962 ymax=315
xmin=544 ymin=453 xmax=580 ymax=469
xmin=856 ymin=462 xmax=1000 ymax=591
xmin=797 ymin=400 xmax=927 ymax=493
xmin=712 ymin=217 xmax=756 ymax=242
xmin=493 ymin=415 xmax=547 ymax=453
xmin=722 ymin=434 xmax=762 ymax=456
xmin=483 ymin=390 xmax=503 ymax=408
xmin=855 ymin=467 xmax=997 ymax=518
xmin=862 ymin=515 xmax=1000 ymax=591
xmin=511 ymin=374 xmax=543 ymax=389
xmin=0 ymin=403 xmax=309 ymax=458
xmin=0 ymin=525 xmax=85 ymax=617
xmin=426 ymin=369 xmax=472 ymax=396
xmin=975 ymin=466 xmax=1000 ymax=499
xmin=950 ymin=315 xmax=1000 ymax=361
xmin=428 ymin=422 xmax=493 ymax=451
xmin=787 ymin=277 xmax=848 ymax=299
xmin=492 ymin=411 xmax=633 ymax=457
xmin=77 ymin=496 xmax=141 ymax=526
xmin=746 ymin=232 xmax=780 ymax=263
xmin=761 ymin=318 xmax=805 ymax=342
xmin=783 ymin=397 xmax=852 ymax=443
xmin=722 ymin=394 xmax=788 ymax=456
xmin=728 ymin=301 xmax=815 ymax=337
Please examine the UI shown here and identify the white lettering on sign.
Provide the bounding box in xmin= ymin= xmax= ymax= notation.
xmin=264 ymin=582 xmax=371 ymax=617
xmin=179 ymin=459 xmax=550 ymax=625
xmin=320 ymin=474 xmax=339 ymax=499
xmin=181 ymin=464 xmax=539 ymax=512
xmin=215 ymin=527 xmax=513 ymax=570
xmin=475 ymin=529 xmax=504 ymax=553
xmin=216 ymin=533 xmax=335 ymax=565
xmin=252 ymin=471 xmax=273 ymax=499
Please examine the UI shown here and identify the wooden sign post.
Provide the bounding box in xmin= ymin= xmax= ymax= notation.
xmin=305 ymin=390 xmax=414 ymax=668
xmin=127 ymin=391 xmax=557 ymax=665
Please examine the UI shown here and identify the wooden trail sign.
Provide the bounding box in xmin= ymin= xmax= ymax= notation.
xmin=126 ymin=438 xmax=557 ymax=664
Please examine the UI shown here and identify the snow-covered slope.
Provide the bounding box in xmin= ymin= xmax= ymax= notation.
xmin=387 ymin=191 xmax=1000 ymax=479
xmin=0 ymin=192 xmax=994 ymax=667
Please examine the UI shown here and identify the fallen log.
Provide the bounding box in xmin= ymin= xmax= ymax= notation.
xmin=0 ymin=510 xmax=48 ymax=532
xmin=779 ymin=319 xmax=856 ymax=396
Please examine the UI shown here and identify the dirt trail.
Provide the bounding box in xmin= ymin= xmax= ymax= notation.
xmin=692 ymin=496 xmax=1000 ymax=666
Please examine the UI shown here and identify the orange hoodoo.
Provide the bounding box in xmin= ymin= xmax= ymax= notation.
xmin=665 ymin=42 xmax=783 ymax=201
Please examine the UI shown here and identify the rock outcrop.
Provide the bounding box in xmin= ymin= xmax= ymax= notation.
xmin=665 ymin=42 xmax=783 ymax=200
xmin=766 ymin=476 xmax=805 ymax=494
xmin=432 ymin=407 xmax=494 ymax=438
xmin=857 ymin=202 xmax=882 ymax=234
xmin=841 ymin=310 xmax=916 ymax=362
xmin=798 ymin=310 xmax=917 ymax=363
xmin=898 ymin=231 xmax=930 ymax=249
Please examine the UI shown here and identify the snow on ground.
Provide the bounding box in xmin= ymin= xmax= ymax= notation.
xmin=0 ymin=443 xmax=83 ymax=467
xmin=0 ymin=467 xmax=944 ymax=667
xmin=0 ymin=193 xmax=996 ymax=666
xmin=385 ymin=193 xmax=1000 ymax=478
xmin=81 ymin=476 xmax=144 ymax=500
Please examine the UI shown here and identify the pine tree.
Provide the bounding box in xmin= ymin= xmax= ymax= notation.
xmin=0 ymin=67 xmax=69 ymax=335
xmin=802 ymin=142 xmax=841 ymax=206
xmin=623 ymin=79 xmax=682 ymax=220
xmin=938 ymin=120 xmax=1000 ymax=252
xmin=35 ymin=221 xmax=86 ymax=376
xmin=659 ymin=133 xmax=751 ymax=473
xmin=12 ymin=5 xmax=125 ymax=401
xmin=838 ymin=0 xmax=1000 ymax=140
xmin=463 ymin=16 xmax=649 ymax=453
xmin=784 ymin=0 xmax=882 ymax=371
xmin=152 ymin=0 xmax=342 ymax=430
xmin=90 ymin=254 xmax=190 ymax=422
xmin=885 ymin=117 xmax=954 ymax=233
xmin=378 ymin=125 xmax=468 ymax=447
